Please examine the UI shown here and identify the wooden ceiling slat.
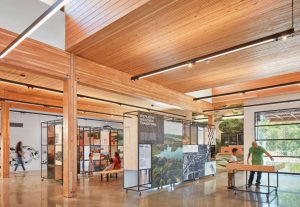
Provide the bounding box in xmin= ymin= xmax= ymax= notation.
xmin=66 ymin=0 xmax=299 ymax=93
xmin=65 ymin=0 xmax=150 ymax=49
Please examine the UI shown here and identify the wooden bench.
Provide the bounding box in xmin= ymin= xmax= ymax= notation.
xmin=99 ymin=169 xmax=123 ymax=182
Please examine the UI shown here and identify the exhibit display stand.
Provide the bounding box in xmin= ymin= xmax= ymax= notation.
xmin=77 ymin=126 xmax=124 ymax=176
xmin=41 ymin=119 xmax=63 ymax=182
xmin=78 ymin=126 xmax=101 ymax=175
xmin=123 ymin=111 xmax=216 ymax=195
xmin=41 ymin=118 xmax=124 ymax=182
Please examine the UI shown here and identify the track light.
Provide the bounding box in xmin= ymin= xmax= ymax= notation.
xmin=131 ymin=28 xmax=294 ymax=81
xmin=0 ymin=0 xmax=69 ymax=59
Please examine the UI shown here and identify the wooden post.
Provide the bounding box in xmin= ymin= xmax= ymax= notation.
xmin=63 ymin=54 xmax=77 ymax=198
xmin=208 ymin=115 xmax=214 ymax=125
xmin=1 ymin=102 xmax=10 ymax=178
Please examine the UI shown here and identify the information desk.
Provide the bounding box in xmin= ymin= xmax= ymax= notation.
xmin=226 ymin=163 xmax=285 ymax=203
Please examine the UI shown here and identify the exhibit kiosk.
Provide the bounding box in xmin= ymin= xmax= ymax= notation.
xmin=123 ymin=111 xmax=216 ymax=195
xmin=41 ymin=119 xmax=124 ymax=181
xmin=77 ymin=126 xmax=124 ymax=175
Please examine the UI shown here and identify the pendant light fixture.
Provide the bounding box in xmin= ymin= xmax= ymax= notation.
xmin=0 ymin=0 xmax=69 ymax=59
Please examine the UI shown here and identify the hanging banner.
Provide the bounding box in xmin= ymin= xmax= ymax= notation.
xmin=138 ymin=112 xmax=164 ymax=144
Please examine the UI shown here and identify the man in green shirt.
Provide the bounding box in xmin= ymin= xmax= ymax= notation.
xmin=247 ymin=141 xmax=273 ymax=187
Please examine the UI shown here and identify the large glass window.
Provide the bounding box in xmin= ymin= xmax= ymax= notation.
xmin=255 ymin=108 xmax=300 ymax=174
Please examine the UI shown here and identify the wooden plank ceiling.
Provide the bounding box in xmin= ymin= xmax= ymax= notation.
xmin=65 ymin=0 xmax=150 ymax=50
xmin=66 ymin=0 xmax=300 ymax=93
xmin=212 ymin=71 xmax=300 ymax=108
xmin=0 ymin=27 xmax=210 ymax=114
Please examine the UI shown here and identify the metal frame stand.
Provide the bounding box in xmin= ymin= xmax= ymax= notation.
xmin=233 ymin=170 xmax=279 ymax=203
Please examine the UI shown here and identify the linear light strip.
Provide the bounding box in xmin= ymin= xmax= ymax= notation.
xmin=222 ymin=115 xmax=244 ymax=120
xmin=194 ymin=80 xmax=300 ymax=100
xmin=195 ymin=39 xmax=275 ymax=63
xmin=0 ymin=0 xmax=69 ymax=59
xmin=131 ymin=28 xmax=294 ymax=81
xmin=203 ymin=99 xmax=300 ymax=112
xmin=0 ymin=98 xmax=129 ymax=118
xmin=0 ymin=78 xmax=186 ymax=118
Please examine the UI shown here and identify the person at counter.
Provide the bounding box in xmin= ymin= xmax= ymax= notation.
xmin=247 ymin=141 xmax=273 ymax=187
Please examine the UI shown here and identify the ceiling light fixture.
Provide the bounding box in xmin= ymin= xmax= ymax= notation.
xmin=194 ymin=80 xmax=300 ymax=101
xmin=131 ymin=28 xmax=294 ymax=81
xmin=222 ymin=115 xmax=244 ymax=120
xmin=0 ymin=0 xmax=69 ymax=59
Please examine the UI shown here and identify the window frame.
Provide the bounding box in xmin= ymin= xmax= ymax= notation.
xmin=255 ymin=107 xmax=300 ymax=175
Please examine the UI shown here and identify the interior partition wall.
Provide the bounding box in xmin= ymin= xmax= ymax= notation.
xmin=255 ymin=107 xmax=300 ymax=174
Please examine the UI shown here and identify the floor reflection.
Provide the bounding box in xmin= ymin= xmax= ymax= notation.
xmin=0 ymin=170 xmax=299 ymax=207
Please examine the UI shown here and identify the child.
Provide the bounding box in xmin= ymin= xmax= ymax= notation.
xmin=228 ymin=148 xmax=238 ymax=189
xmin=88 ymin=153 xmax=94 ymax=176
xmin=104 ymin=158 xmax=114 ymax=171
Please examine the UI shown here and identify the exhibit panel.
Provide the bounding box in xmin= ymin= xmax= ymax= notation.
xmin=78 ymin=127 xmax=102 ymax=174
xmin=123 ymin=111 xmax=217 ymax=194
xmin=151 ymin=120 xmax=183 ymax=188
xmin=183 ymin=145 xmax=214 ymax=181
xmin=124 ymin=116 xmax=138 ymax=171
xmin=124 ymin=115 xmax=138 ymax=188
xmin=41 ymin=119 xmax=63 ymax=181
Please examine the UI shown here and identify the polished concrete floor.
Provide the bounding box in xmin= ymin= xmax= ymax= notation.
xmin=0 ymin=169 xmax=299 ymax=207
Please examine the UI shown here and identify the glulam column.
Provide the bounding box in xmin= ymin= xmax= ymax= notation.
xmin=1 ymin=102 xmax=10 ymax=178
xmin=63 ymin=54 xmax=77 ymax=198
xmin=208 ymin=115 xmax=214 ymax=125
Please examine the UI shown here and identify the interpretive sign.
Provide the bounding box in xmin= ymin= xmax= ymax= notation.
xmin=138 ymin=112 xmax=164 ymax=144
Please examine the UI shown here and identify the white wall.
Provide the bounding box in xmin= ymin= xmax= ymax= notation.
xmin=0 ymin=0 xmax=65 ymax=49
xmin=244 ymin=92 xmax=300 ymax=161
xmin=0 ymin=111 xmax=123 ymax=172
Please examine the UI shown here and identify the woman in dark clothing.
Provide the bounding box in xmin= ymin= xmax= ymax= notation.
xmin=15 ymin=141 xmax=26 ymax=171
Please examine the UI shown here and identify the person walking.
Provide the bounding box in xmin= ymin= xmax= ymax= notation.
xmin=15 ymin=141 xmax=26 ymax=171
